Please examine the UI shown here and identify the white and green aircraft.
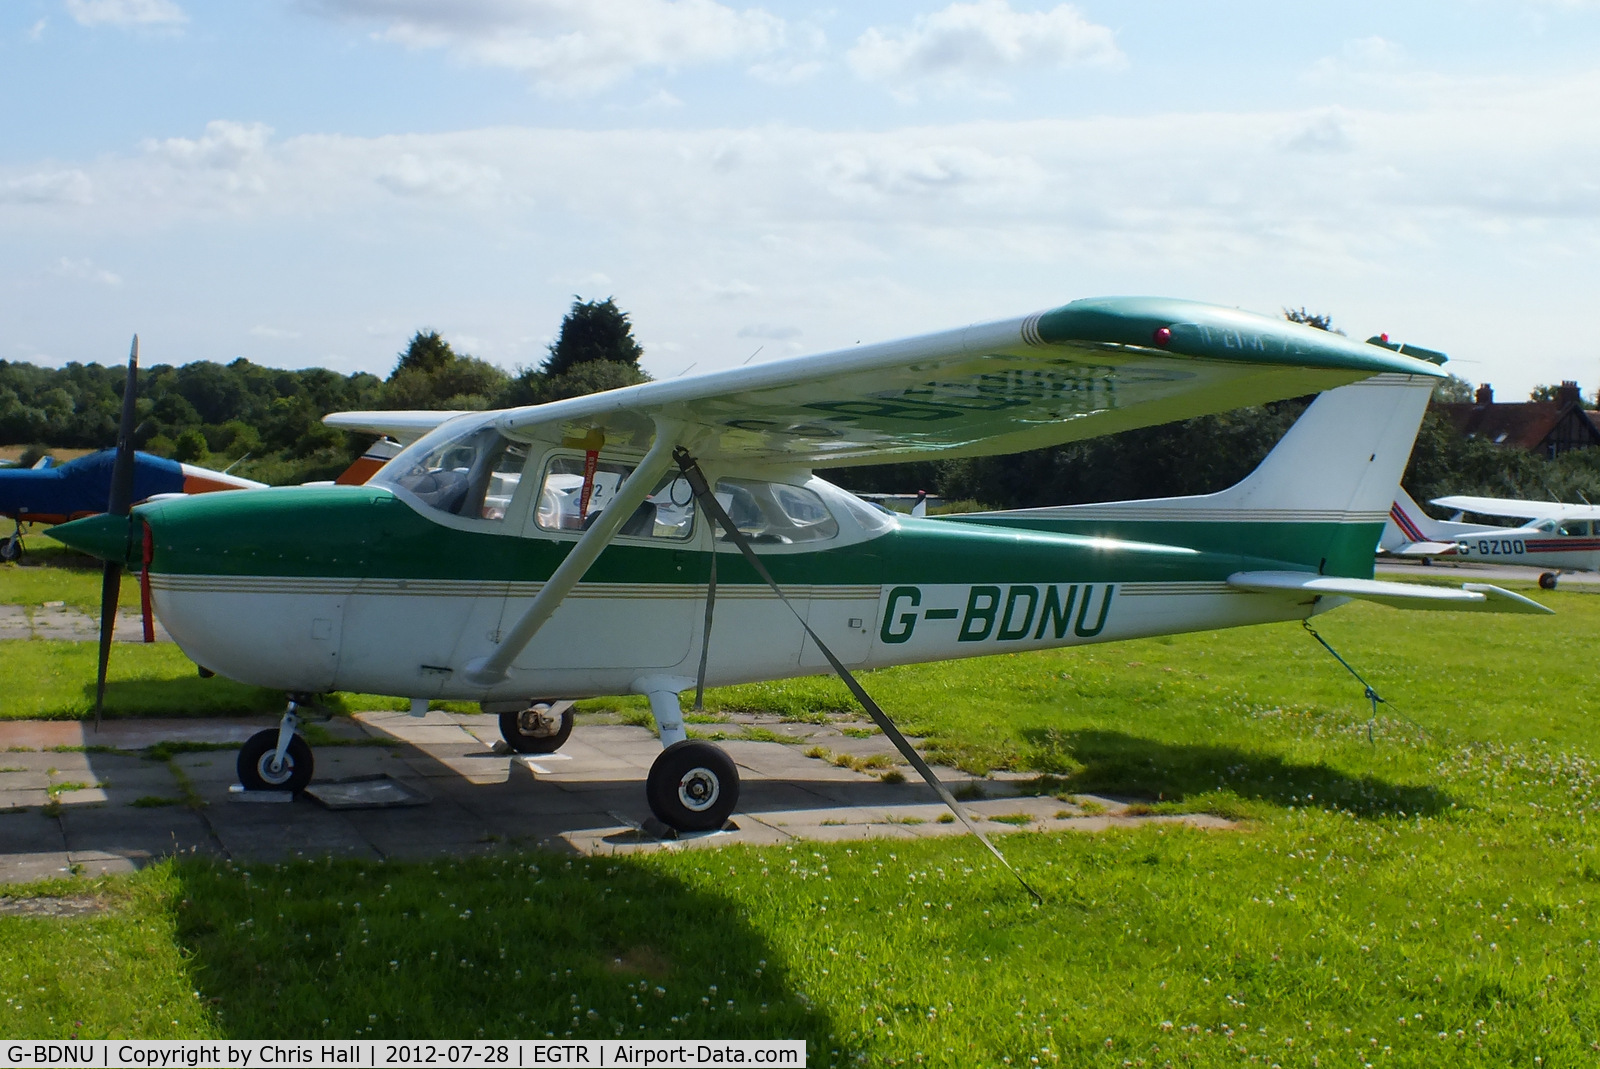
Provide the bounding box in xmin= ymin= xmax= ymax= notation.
xmin=53 ymin=297 xmax=1550 ymax=834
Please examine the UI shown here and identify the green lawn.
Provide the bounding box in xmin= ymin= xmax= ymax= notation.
xmin=4 ymin=580 xmax=1599 ymax=1063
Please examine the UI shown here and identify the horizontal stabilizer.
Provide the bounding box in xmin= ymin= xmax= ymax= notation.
xmin=1227 ymin=570 xmax=1553 ymax=614
xmin=1384 ymin=540 xmax=1460 ymax=557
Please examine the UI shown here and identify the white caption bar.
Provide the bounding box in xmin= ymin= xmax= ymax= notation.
xmin=1 ymin=1041 xmax=805 ymax=1069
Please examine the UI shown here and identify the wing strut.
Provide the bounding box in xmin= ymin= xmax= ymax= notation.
xmin=672 ymin=447 xmax=1042 ymax=903
xmin=462 ymin=424 xmax=681 ymax=687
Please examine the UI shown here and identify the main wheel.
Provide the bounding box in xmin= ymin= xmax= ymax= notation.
xmin=1539 ymin=572 xmax=1559 ymax=590
xmin=646 ymin=740 xmax=739 ymax=832
xmin=0 ymin=537 xmax=20 ymax=563
xmin=237 ymin=728 xmax=314 ymax=793
xmin=498 ymin=703 xmax=574 ymax=754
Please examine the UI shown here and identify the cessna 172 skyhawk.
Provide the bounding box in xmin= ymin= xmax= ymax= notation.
xmin=52 ymin=297 xmax=1550 ymax=833
xmin=1383 ymin=487 xmax=1600 ymax=588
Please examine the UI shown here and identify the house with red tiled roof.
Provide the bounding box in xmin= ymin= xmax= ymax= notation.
xmin=1434 ymin=381 xmax=1600 ymax=458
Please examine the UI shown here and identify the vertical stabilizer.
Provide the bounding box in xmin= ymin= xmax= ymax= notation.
xmin=960 ymin=373 xmax=1438 ymax=576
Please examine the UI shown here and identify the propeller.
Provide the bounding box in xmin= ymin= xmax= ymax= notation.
xmin=94 ymin=336 xmax=140 ymax=731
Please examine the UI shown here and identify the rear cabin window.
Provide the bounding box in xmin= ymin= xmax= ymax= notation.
xmin=534 ymin=455 xmax=695 ymax=540
xmin=713 ymin=479 xmax=838 ymax=544
xmin=386 ymin=425 xmax=526 ymax=522
xmin=1559 ymin=519 xmax=1591 ymax=537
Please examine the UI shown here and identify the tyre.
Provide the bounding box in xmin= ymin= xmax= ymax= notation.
xmin=646 ymin=740 xmax=739 ymax=832
xmin=1539 ymin=572 xmax=1558 ymax=591
xmin=237 ymin=728 xmax=314 ymax=793
xmin=0 ymin=538 xmax=20 ymax=563
xmin=498 ymin=703 xmax=574 ymax=754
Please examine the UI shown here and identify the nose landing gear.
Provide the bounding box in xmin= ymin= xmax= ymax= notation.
xmin=491 ymin=699 xmax=575 ymax=754
xmin=236 ymin=695 xmax=317 ymax=794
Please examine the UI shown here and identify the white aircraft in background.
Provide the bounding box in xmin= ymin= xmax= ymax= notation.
xmin=1381 ymin=487 xmax=1600 ymax=588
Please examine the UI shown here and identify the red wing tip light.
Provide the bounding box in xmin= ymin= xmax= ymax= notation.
xmin=1152 ymin=326 xmax=1172 ymax=347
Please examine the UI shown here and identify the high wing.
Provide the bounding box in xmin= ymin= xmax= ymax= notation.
xmin=1430 ymin=495 xmax=1600 ymax=524
xmin=1228 ymin=571 xmax=1552 ymax=614
xmin=326 ymin=297 xmax=1443 ymax=467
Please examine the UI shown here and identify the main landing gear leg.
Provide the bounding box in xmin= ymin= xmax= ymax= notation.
xmin=237 ymin=694 xmax=315 ymax=793
xmin=643 ymin=687 xmax=738 ymax=833
xmin=0 ymin=521 xmax=23 ymax=564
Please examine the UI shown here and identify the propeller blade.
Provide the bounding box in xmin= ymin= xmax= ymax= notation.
xmin=95 ymin=335 xmax=138 ymax=731
xmin=95 ymin=561 xmax=121 ymax=731
xmin=107 ymin=336 xmax=138 ymax=518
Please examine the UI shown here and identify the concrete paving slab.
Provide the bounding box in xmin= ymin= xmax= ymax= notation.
xmin=0 ymin=768 xmax=51 ymax=791
xmin=0 ymin=715 xmax=1239 ymax=880
xmin=0 ymin=851 xmax=73 ymax=882
xmin=0 ymin=809 xmax=67 ymax=852
xmin=29 ymin=606 xmax=98 ymax=640
xmin=0 ymin=605 xmax=30 ymax=640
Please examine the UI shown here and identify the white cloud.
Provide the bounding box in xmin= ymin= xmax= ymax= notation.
xmin=1283 ymin=111 xmax=1353 ymax=154
xmin=736 ymin=323 xmax=800 ymax=340
xmin=1306 ymin=35 xmax=1405 ymax=81
xmin=376 ymin=153 xmax=502 ymax=197
xmin=306 ymin=0 xmax=787 ymax=94
xmin=848 ymin=0 xmax=1122 ymax=98
xmin=12 ymin=73 xmax=1600 ymax=388
xmin=818 ymin=143 xmax=1045 ymax=204
xmin=27 ymin=18 xmax=48 ymax=40
xmin=49 ymin=257 xmax=121 ymax=286
xmin=144 ymin=120 xmax=272 ymax=170
xmin=0 ymin=170 xmax=93 ymax=205
xmin=65 ymin=0 xmax=186 ymax=28
xmin=700 ymin=278 xmax=758 ymax=300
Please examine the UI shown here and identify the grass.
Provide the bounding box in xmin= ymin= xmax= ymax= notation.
xmin=6 ymin=568 xmax=1600 ymax=1060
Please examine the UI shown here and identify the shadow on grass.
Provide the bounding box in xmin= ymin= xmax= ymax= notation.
xmin=1020 ymin=728 xmax=1454 ymax=817
xmin=172 ymin=853 xmax=840 ymax=1045
xmin=84 ymin=677 xmax=283 ymax=719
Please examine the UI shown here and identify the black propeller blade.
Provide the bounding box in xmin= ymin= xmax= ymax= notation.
xmin=94 ymin=336 xmax=140 ymax=731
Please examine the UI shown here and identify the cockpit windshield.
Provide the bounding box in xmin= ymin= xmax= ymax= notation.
xmin=374 ymin=422 xmax=527 ymax=522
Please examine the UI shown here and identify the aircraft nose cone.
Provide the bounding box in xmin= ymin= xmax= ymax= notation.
xmin=51 ymin=512 xmax=135 ymax=565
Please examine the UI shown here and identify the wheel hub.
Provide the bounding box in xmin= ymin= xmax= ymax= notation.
xmin=677 ymin=768 xmax=720 ymax=812
xmin=257 ymin=752 xmax=293 ymax=785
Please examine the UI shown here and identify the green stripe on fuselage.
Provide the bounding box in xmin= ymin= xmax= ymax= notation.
xmin=133 ymin=485 xmax=1329 ymax=588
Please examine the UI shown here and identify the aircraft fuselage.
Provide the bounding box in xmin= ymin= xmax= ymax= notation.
xmin=97 ymin=480 xmax=1340 ymax=702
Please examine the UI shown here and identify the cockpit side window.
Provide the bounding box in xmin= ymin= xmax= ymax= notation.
xmin=382 ymin=425 xmax=527 ymax=522
xmin=1559 ymin=519 xmax=1591 ymax=537
xmin=534 ymin=455 xmax=696 ymax=540
xmin=712 ymin=479 xmax=839 ymax=544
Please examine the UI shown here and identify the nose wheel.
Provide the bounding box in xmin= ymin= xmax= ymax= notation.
xmin=497 ymin=700 xmax=575 ymax=754
xmin=1539 ymin=572 xmax=1559 ymax=590
xmin=237 ymin=728 xmax=314 ymax=793
xmin=646 ymin=740 xmax=739 ymax=832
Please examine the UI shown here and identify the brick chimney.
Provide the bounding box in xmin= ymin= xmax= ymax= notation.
xmin=1475 ymin=383 xmax=1494 ymax=405
xmin=1558 ymin=380 xmax=1582 ymax=407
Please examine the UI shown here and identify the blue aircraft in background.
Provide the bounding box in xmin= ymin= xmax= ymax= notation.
xmin=0 ymin=447 xmax=263 ymax=561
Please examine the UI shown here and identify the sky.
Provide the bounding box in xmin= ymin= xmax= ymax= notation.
xmin=3 ymin=1 xmax=1599 ymax=397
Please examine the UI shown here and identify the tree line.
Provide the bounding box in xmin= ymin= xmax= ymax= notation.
xmin=0 ymin=298 xmax=648 ymax=484
xmin=5 ymin=301 xmax=1597 ymax=511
